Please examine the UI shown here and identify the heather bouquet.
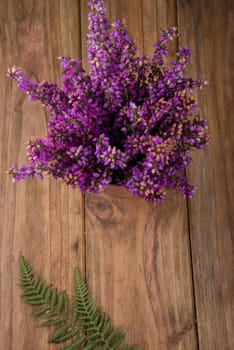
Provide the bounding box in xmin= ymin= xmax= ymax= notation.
xmin=8 ymin=0 xmax=209 ymax=204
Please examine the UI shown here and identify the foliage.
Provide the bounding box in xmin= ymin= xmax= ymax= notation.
xmin=19 ymin=254 xmax=139 ymax=350
xmin=8 ymin=0 xmax=209 ymax=204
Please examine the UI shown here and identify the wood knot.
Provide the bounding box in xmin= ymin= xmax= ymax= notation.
xmin=86 ymin=193 xmax=124 ymax=225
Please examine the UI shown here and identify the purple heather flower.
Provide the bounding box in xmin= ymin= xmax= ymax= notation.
xmin=8 ymin=0 xmax=209 ymax=204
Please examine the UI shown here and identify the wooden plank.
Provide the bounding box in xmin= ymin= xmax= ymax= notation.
xmin=0 ymin=1 xmax=84 ymax=349
xmin=83 ymin=1 xmax=198 ymax=348
xmin=177 ymin=0 xmax=234 ymax=349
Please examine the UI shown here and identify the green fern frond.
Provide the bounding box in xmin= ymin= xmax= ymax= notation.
xmin=19 ymin=254 xmax=68 ymax=330
xmin=49 ymin=323 xmax=71 ymax=341
xmin=19 ymin=253 xmax=140 ymax=350
xmin=61 ymin=336 xmax=87 ymax=350
xmin=32 ymin=305 xmax=51 ymax=316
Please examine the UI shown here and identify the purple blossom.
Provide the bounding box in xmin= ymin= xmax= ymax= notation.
xmin=7 ymin=0 xmax=209 ymax=204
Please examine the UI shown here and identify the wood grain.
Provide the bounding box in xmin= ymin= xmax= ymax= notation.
xmin=177 ymin=0 xmax=234 ymax=349
xmin=0 ymin=1 xmax=84 ymax=349
xmin=1 ymin=1 xmax=233 ymax=349
xmin=86 ymin=187 xmax=197 ymax=349
xmin=83 ymin=1 xmax=198 ymax=348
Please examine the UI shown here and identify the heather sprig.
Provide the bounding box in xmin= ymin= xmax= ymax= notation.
xmin=8 ymin=0 xmax=209 ymax=204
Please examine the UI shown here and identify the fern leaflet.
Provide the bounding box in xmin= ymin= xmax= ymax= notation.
xmin=19 ymin=254 xmax=139 ymax=350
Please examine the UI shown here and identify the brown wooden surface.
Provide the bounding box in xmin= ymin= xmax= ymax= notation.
xmin=0 ymin=1 xmax=233 ymax=350
xmin=86 ymin=187 xmax=197 ymax=349
xmin=0 ymin=1 xmax=84 ymax=350
xmin=177 ymin=1 xmax=234 ymax=349
xmin=83 ymin=1 xmax=197 ymax=349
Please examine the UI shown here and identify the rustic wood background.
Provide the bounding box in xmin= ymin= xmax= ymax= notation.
xmin=0 ymin=0 xmax=233 ymax=349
